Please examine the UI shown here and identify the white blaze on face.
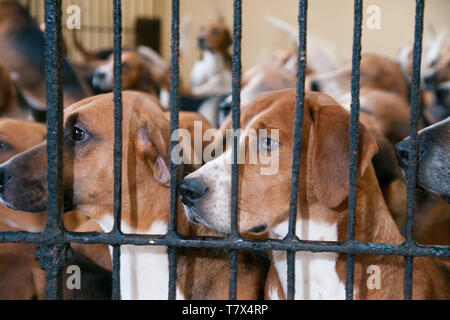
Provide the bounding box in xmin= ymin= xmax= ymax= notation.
xmin=183 ymin=150 xmax=232 ymax=232
xmin=183 ymin=113 xmax=265 ymax=233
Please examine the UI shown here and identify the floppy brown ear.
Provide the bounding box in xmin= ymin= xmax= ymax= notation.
xmin=223 ymin=28 xmax=232 ymax=49
xmin=310 ymin=104 xmax=378 ymax=208
xmin=135 ymin=121 xmax=170 ymax=187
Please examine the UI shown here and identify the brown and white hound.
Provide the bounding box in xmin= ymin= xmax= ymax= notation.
xmin=179 ymin=89 xmax=449 ymax=299
xmin=0 ymin=91 xmax=267 ymax=300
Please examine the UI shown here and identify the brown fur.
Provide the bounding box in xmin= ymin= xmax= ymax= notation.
xmin=0 ymin=91 xmax=266 ymax=299
xmin=0 ymin=62 xmax=15 ymax=116
xmin=0 ymin=1 xmax=90 ymax=111
xmin=215 ymin=89 xmax=448 ymax=299
xmin=0 ymin=119 xmax=109 ymax=299
xmin=197 ymin=20 xmax=232 ymax=69
xmin=311 ymin=53 xmax=410 ymax=101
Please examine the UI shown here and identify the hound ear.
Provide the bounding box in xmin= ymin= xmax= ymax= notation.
xmin=310 ymin=104 xmax=378 ymax=208
xmin=136 ymin=123 xmax=170 ymax=187
xmin=224 ymin=29 xmax=232 ymax=49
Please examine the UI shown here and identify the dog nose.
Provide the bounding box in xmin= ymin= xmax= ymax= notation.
xmin=396 ymin=137 xmax=426 ymax=170
xmin=93 ymin=70 xmax=106 ymax=81
xmin=0 ymin=166 xmax=11 ymax=193
xmin=395 ymin=139 xmax=410 ymax=169
xmin=423 ymin=72 xmax=435 ymax=85
xmin=197 ymin=36 xmax=206 ymax=49
xmin=310 ymin=79 xmax=321 ymax=91
xmin=179 ymin=178 xmax=208 ymax=207
xmin=219 ymin=99 xmax=232 ymax=110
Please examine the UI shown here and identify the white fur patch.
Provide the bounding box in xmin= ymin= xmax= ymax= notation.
xmin=269 ymin=220 xmax=345 ymax=300
xmin=190 ymin=50 xmax=232 ymax=95
xmin=2 ymin=219 xmax=42 ymax=233
xmin=268 ymin=286 xmax=281 ymax=300
xmin=96 ymin=216 xmax=184 ymax=300
xmin=92 ymin=63 xmax=114 ymax=91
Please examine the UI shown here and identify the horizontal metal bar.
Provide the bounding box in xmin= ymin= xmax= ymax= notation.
xmin=1 ymin=231 xmax=448 ymax=258
xmin=72 ymin=25 xmax=135 ymax=34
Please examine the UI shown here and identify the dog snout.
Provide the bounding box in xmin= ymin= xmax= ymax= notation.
xmin=395 ymin=138 xmax=410 ymax=169
xmin=179 ymin=178 xmax=208 ymax=207
xmin=0 ymin=166 xmax=11 ymax=193
xmin=310 ymin=79 xmax=321 ymax=91
xmin=219 ymin=99 xmax=232 ymax=111
xmin=197 ymin=36 xmax=206 ymax=49
xmin=93 ymin=70 xmax=107 ymax=82
xmin=396 ymin=137 xmax=427 ymax=170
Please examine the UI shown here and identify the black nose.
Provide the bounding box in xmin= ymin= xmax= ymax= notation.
xmin=179 ymin=178 xmax=208 ymax=207
xmin=197 ymin=37 xmax=206 ymax=49
xmin=423 ymin=73 xmax=435 ymax=85
xmin=0 ymin=166 xmax=11 ymax=193
xmin=310 ymin=79 xmax=321 ymax=91
xmin=396 ymin=137 xmax=427 ymax=170
xmin=395 ymin=139 xmax=410 ymax=169
xmin=219 ymin=100 xmax=232 ymax=110
xmin=94 ymin=71 xmax=106 ymax=81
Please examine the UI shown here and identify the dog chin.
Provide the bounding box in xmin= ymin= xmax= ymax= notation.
xmin=183 ymin=205 xmax=229 ymax=234
xmin=0 ymin=196 xmax=16 ymax=211
xmin=92 ymin=79 xmax=112 ymax=92
xmin=0 ymin=196 xmax=44 ymax=213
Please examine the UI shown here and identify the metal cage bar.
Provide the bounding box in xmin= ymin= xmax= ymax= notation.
xmin=2 ymin=231 xmax=449 ymax=256
xmin=228 ymin=0 xmax=242 ymax=300
xmin=404 ymin=0 xmax=425 ymax=300
xmin=40 ymin=0 xmax=66 ymax=300
xmin=345 ymin=0 xmax=363 ymax=300
xmin=168 ymin=0 xmax=180 ymax=301
xmin=0 ymin=0 xmax=447 ymax=301
xmin=111 ymin=0 xmax=123 ymax=300
xmin=285 ymin=0 xmax=308 ymax=300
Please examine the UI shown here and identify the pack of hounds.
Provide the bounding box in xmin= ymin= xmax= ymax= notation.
xmin=0 ymin=0 xmax=448 ymax=300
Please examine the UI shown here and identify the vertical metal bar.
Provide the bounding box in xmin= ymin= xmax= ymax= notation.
xmin=404 ymin=0 xmax=425 ymax=300
xmin=345 ymin=0 xmax=363 ymax=300
xmin=229 ymin=0 xmax=242 ymax=300
xmin=285 ymin=0 xmax=308 ymax=300
xmin=111 ymin=0 xmax=123 ymax=301
xmin=42 ymin=0 xmax=65 ymax=300
xmin=111 ymin=245 xmax=121 ymax=300
xmin=228 ymin=249 xmax=238 ymax=300
xmin=286 ymin=250 xmax=296 ymax=300
xmin=168 ymin=0 xmax=180 ymax=300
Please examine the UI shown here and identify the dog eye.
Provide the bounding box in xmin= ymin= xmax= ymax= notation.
xmin=73 ymin=127 xmax=86 ymax=141
xmin=211 ymin=27 xmax=219 ymax=35
xmin=260 ymin=138 xmax=279 ymax=151
xmin=0 ymin=141 xmax=11 ymax=151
